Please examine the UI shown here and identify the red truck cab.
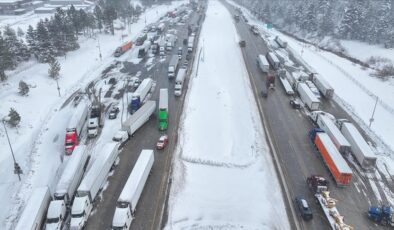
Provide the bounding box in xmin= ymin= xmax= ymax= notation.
xmin=65 ymin=130 xmax=78 ymax=155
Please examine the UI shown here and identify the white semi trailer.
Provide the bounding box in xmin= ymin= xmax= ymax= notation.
xmin=70 ymin=142 xmax=119 ymax=230
xmin=336 ymin=119 xmax=377 ymax=170
xmin=112 ymin=150 xmax=155 ymax=229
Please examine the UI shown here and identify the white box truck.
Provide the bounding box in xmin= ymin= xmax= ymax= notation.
xmin=130 ymin=78 xmax=153 ymax=114
xmin=70 ymin=142 xmax=119 ymax=230
xmin=122 ymin=101 xmax=156 ymax=137
xmin=266 ymin=52 xmax=280 ymax=70
xmin=336 ymin=119 xmax=377 ymax=170
xmin=15 ymin=187 xmax=51 ymax=230
xmin=257 ymin=54 xmax=269 ymax=73
xmin=275 ymin=36 xmax=287 ymax=48
xmin=174 ymin=68 xmax=187 ymax=96
xmin=311 ymin=73 xmax=334 ymax=99
xmin=112 ymin=150 xmax=154 ymax=230
xmin=188 ymin=36 xmax=195 ymax=52
xmin=168 ymin=55 xmax=179 ymax=78
xmin=54 ymin=145 xmax=89 ymax=205
xmin=45 ymin=200 xmax=67 ymax=230
xmin=310 ymin=111 xmax=351 ymax=154
xmin=297 ymin=82 xmax=320 ymax=110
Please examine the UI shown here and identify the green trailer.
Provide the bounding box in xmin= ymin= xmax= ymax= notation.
xmin=158 ymin=89 xmax=169 ymax=131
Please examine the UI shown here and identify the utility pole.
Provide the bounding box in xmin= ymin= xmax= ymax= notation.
xmin=55 ymin=78 xmax=61 ymax=97
xmin=369 ymin=96 xmax=378 ymax=128
xmin=97 ymin=36 xmax=102 ymax=61
xmin=2 ymin=118 xmax=23 ymax=181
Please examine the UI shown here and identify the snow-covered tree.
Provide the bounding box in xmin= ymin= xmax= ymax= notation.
xmin=7 ymin=108 xmax=21 ymax=127
xmin=18 ymin=80 xmax=29 ymax=96
xmin=17 ymin=27 xmax=24 ymax=37
xmin=48 ymin=58 xmax=61 ymax=79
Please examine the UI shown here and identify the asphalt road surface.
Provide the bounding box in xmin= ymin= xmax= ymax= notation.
xmin=224 ymin=2 xmax=388 ymax=230
xmin=85 ymin=5 xmax=205 ymax=230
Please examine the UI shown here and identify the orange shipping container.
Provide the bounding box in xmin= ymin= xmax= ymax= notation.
xmin=314 ymin=132 xmax=352 ymax=186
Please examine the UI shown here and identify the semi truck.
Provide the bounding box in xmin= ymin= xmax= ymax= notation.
xmin=136 ymin=33 xmax=147 ymax=46
xmin=257 ymin=54 xmax=269 ymax=73
xmin=311 ymin=73 xmax=334 ymax=99
xmin=368 ymin=205 xmax=394 ymax=226
xmin=168 ymin=55 xmax=179 ymax=79
xmin=70 ymin=142 xmax=119 ymax=230
xmin=65 ymin=102 xmax=88 ymax=155
xmin=310 ymin=111 xmax=351 ymax=154
xmin=166 ymin=35 xmax=176 ymax=51
xmin=159 ymin=89 xmax=169 ymax=131
xmin=309 ymin=178 xmax=354 ymax=230
xmin=54 ymin=145 xmax=89 ymax=205
xmin=137 ymin=41 xmax=151 ymax=58
xmin=174 ymin=68 xmax=186 ymax=96
xmin=15 ymin=187 xmax=51 ymax=230
xmin=336 ymin=119 xmax=377 ymax=170
xmin=114 ymin=41 xmax=133 ymax=57
xmin=297 ymin=82 xmax=320 ymax=111
xmin=45 ymin=200 xmax=67 ymax=230
xmin=266 ymin=52 xmax=280 ymax=70
xmin=122 ymin=101 xmax=156 ymax=137
xmin=112 ymin=150 xmax=154 ymax=230
xmin=274 ymin=36 xmax=288 ymax=48
xmin=87 ymin=103 xmax=103 ymax=138
xmin=188 ymin=36 xmax=195 ymax=52
xmin=130 ymin=78 xmax=153 ymax=114
xmin=309 ymin=128 xmax=352 ymax=186
xmin=278 ymin=73 xmax=294 ymax=95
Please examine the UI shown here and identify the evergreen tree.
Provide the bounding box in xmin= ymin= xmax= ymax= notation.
xmin=67 ymin=5 xmax=81 ymax=35
xmin=103 ymin=5 xmax=117 ymax=35
xmin=48 ymin=58 xmax=61 ymax=79
xmin=18 ymin=80 xmax=29 ymax=96
xmin=0 ymin=68 xmax=6 ymax=81
xmin=7 ymin=108 xmax=21 ymax=127
xmin=0 ymin=32 xmax=15 ymax=69
xmin=26 ymin=25 xmax=37 ymax=54
xmin=17 ymin=27 xmax=24 ymax=37
xmin=94 ymin=5 xmax=104 ymax=32
xmin=35 ymin=20 xmax=55 ymax=62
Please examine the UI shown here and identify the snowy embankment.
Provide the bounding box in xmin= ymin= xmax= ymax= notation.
xmin=227 ymin=1 xmax=394 ymax=172
xmin=0 ymin=1 xmax=185 ymax=228
xmin=165 ymin=1 xmax=290 ymax=229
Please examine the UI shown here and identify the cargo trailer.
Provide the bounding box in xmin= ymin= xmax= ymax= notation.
xmin=112 ymin=150 xmax=154 ymax=229
xmin=297 ymin=82 xmax=320 ymax=110
xmin=312 ymin=74 xmax=334 ymax=99
xmin=309 ymin=128 xmax=352 ymax=186
xmin=122 ymin=101 xmax=156 ymax=137
xmin=337 ymin=119 xmax=377 ymax=170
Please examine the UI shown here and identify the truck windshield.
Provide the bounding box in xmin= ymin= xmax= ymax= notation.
xmin=65 ymin=142 xmax=74 ymax=147
xmin=112 ymin=227 xmax=123 ymax=230
xmin=71 ymin=211 xmax=84 ymax=218
xmin=88 ymin=127 xmax=96 ymax=130
xmin=46 ymin=217 xmax=60 ymax=223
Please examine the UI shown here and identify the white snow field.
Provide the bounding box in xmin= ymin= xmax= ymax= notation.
xmin=227 ymin=0 xmax=394 ymax=170
xmin=165 ymin=1 xmax=290 ymax=229
xmin=0 ymin=1 xmax=185 ymax=228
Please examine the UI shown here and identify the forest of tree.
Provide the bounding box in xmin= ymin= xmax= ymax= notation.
xmin=235 ymin=0 xmax=394 ymax=48
xmin=0 ymin=0 xmax=144 ymax=81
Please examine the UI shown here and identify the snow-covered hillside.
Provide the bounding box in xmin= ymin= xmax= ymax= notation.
xmin=165 ymin=1 xmax=290 ymax=229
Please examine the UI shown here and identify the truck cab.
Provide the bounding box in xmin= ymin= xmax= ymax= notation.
xmin=45 ymin=200 xmax=67 ymax=230
xmin=65 ymin=131 xmax=78 ymax=155
xmin=112 ymin=207 xmax=132 ymax=230
xmin=87 ymin=118 xmax=98 ymax=138
xmin=70 ymin=197 xmax=92 ymax=230
xmin=130 ymin=96 xmax=141 ymax=114
xmin=174 ymin=84 xmax=182 ymax=96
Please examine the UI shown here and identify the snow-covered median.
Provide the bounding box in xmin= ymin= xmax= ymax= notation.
xmin=165 ymin=1 xmax=290 ymax=229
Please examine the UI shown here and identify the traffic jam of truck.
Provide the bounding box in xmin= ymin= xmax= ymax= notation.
xmin=238 ymin=5 xmax=383 ymax=228
xmin=12 ymin=3 xmax=202 ymax=230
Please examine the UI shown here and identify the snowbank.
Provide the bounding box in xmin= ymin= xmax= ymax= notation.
xmin=165 ymin=1 xmax=290 ymax=229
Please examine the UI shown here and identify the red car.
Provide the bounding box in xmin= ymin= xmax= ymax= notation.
xmin=156 ymin=135 xmax=168 ymax=150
